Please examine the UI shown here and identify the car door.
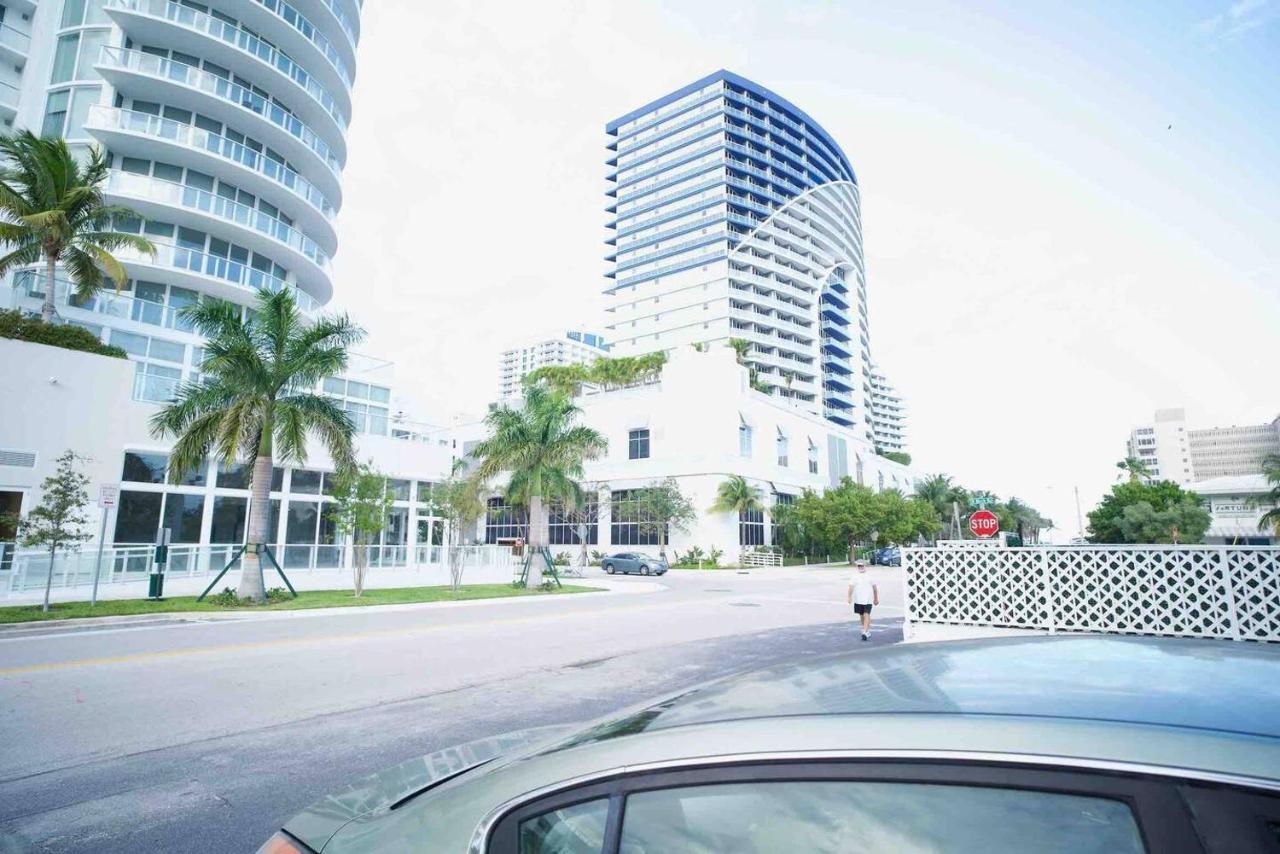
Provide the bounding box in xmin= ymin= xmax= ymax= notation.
xmin=618 ymin=553 xmax=637 ymax=573
xmin=488 ymin=760 xmax=1206 ymax=854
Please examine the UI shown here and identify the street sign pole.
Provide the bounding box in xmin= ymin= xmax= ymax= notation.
xmin=91 ymin=484 xmax=119 ymax=607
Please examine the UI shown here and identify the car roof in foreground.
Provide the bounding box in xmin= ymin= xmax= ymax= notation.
xmin=548 ymin=635 xmax=1280 ymax=749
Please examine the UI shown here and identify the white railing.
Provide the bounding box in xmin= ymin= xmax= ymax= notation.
xmin=903 ymin=545 xmax=1280 ymax=643
xmin=740 ymin=549 xmax=783 ymax=567
xmin=0 ymin=543 xmax=514 ymax=599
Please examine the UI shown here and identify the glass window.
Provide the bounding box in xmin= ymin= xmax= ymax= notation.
xmin=41 ymin=90 xmax=70 ymax=137
xmin=66 ymin=86 xmax=101 ymax=138
xmin=271 ymin=467 xmax=285 ymax=492
xmin=549 ymin=495 xmax=598 ymax=545
xmin=175 ymin=460 xmax=206 ymax=487
xmin=484 ymin=497 xmax=527 ymax=544
xmin=739 ymin=507 xmax=765 ymax=546
xmin=122 ymin=451 xmax=167 ymax=483
xmin=152 ymin=161 xmax=183 ymax=183
xmin=61 ymin=0 xmax=87 ymax=27
xmin=147 ymin=337 xmax=185 ymax=363
xmin=384 ymin=507 xmax=408 ymax=545
xmin=290 ymin=469 xmax=321 ymax=494
xmin=387 ymin=479 xmax=411 ymax=501
xmin=619 ymin=781 xmax=1145 ymax=854
xmin=285 ymin=501 xmax=319 ymax=543
xmin=51 ymin=34 xmax=80 ymax=83
xmin=114 ymin=491 xmax=162 ymax=543
xmin=161 ymin=493 xmax=204 ymax=544
xmin=519 ymin=798 xmax=609 ymax=854
xmin=347 ymin=380 xmax=369 ymax=399
xmin=210 ymin=496 xmax=247 ymax=543
xmin=75 ymin=30 xmax=106 ymax=81
xmin=739 ymin=423 xmax=753 ymax=457
xmin=216 ymin=461 xmax=251 ymax=490
xmin=628 ymin=428 xmax=650 ymax=460
xmin=610 ymin=489 xmax=661 ymax=546
xmin=322 ymin=377 xmax=345 ymax=395
xmin=368 ymin=385 xmax=391 ymax=403
xmin=367 ymin=406 xmax=388 ymax=436
xmin=777 ymin=433 xmax=789 ymax=467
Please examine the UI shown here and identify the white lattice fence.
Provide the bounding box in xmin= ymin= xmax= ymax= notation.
xmin=904 ymin=545 xmax=1280 ymax=643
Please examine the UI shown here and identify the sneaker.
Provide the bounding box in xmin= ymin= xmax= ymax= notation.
xmin=861 ymin=632 xmax=869 ymax=641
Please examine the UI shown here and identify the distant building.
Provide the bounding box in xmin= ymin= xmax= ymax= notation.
xmin=1193 ymin=474 xmax=1277 ymax=546
xmin=868 ymin=364 xmax=907 ymax=454
xmin=1127 ymin=409 xmax=1280 ymax=485
xmin=498 ymin=330 xmax=611 ymax=400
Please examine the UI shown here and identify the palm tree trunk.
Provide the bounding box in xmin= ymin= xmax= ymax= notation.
xmin=42 ymin=253 xmax=57 ymax=323
xmin=240 ymin=452 xmax=272 ymax=603
xmin=526 ymin=494 xmax=546 ymax=588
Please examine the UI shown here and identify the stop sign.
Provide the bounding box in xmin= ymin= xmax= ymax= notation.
xmin=969 ymin=509 xmax=1000 ymax=539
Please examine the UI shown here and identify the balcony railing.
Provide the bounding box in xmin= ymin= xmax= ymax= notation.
xmin=105 ymin=170 xmax=331 ymax=274
xmin=0 ymin=21 xmax=31 ymax=55
xmin=14 ymin=269 xmax=192 ymax=331
xmin=97 ymin=46 xmax=342 ymax=177
xmin=112 ymin=241 xmax=323 ymax=312
xmin=105 ymin=0 xmax=347 ymax=132
xmin=250 ymin=0 xmax=353 ymax=88
xmin=0 ymin=78 xmax=17 ymax=111
xmin=88 ymin=106 xmax=336 ymax=222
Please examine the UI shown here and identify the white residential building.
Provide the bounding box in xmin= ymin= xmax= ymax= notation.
xmin=457 ymin=346 xmax=919 ymax=555
xmin=868 ymin=363 xmax=907 ymax=454
xmin=498 ymin=329 xmax=610 ymax=400
xmin=1127 ymin=408 xmax=1279 ymax=485
xmin=603 ymin=70 xmax=877 ymax=439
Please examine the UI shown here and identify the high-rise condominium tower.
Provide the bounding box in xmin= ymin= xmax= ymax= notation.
xmin=604 ymin=70 xmax=871 ymax=434
xmin=4 ymin=0 xmax=366 ymax=419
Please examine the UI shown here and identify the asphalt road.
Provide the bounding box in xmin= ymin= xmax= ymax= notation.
xmin=0 ymin=565 xmax=903 ymax=853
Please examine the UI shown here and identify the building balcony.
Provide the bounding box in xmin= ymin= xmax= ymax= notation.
xmin=825 ymin=387 xmax=853 ymax=408
xmin=14 ymin=269 xmax=194 ymax=333
xmin=240 ymin=0 xmax=355 ymax=98
xmin=96 ymin=47 xmax=343 ymax=202
xmin=86 ymin=106 xmax=338 ymax=253
xmin=820 ymin=318 xmax=850 ymax=342
xmin=104 ymin=0 xmax=351 ymax=141
xmin=824 ymin=407 xmax=856 ymax=427
xmin=103 ymin=170 xmax=331 ymax=296
xmin=110 ymin=240 xmax=326 ymax=310
xmin=0 ymin=20 xmax=31 ymax=65
xmin=821 ymin=337 xmax=852 ymax=359
xmin=0 ymin=78 xmax=17 ymax=122
xmin=823 ymin=353 xmax=852 ymax=376
xmin=825 ymin=375 xmax=854 ymax=394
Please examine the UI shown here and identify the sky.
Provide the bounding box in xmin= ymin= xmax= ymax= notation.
xmin=328 ymin=1 xmax=1280 ymax=540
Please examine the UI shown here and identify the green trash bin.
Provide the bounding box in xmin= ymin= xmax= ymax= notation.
xmin=148 ymin=571 xmax=165 ymax=599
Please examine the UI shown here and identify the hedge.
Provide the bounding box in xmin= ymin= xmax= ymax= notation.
xmin=0 ymin=310 xmax=128 ymax=359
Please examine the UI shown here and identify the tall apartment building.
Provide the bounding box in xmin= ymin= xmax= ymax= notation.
xmin=603 ymin=70 xmax=874 ymax=436
xmin=868 ymin=363 xmax=907 ymax=454
xmin=498 ymin=329 xmax=611 ymax=400
xmin=1126 ymin=408 xmax=1280 ymax=484
xmin=4 ymin=0 xmax=359 ymax=412
xmin=0 ymin=1 xmax=461 ymax=562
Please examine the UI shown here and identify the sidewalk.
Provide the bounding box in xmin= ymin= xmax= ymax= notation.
xmin=0 ymin=577 xmax=664 ymax=637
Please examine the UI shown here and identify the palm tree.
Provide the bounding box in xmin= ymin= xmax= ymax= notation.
xmin=1252 ymin=453 xmax=1280 ymax=537
xmin=1116 ymin=456 xmax=1152 ymax=483
xmin=470 ymin=385 xmax=607 ymax=587
xmin=914 ymin=474 xmax=965 ymax=538
xmin=0 ymin=132 xmax=155 ymax=322
xmin=710 ymin=474 xmax=764 ymax=518
xmin=151 ymin=289 xmax=364 ymax=602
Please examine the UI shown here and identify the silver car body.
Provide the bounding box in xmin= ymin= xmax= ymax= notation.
xmin=282 ymin=636 xmax=1280 ymax=852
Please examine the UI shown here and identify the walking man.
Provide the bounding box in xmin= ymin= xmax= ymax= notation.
xmin=847 ymin=559 xmax=879 ymax=641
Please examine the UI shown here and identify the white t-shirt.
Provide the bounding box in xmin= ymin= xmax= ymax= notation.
xmin=849 ymin=573 xmax=875 ymax=606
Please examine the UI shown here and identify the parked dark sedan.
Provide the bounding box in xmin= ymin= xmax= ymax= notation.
xmin=600 ymin=552 xmax=667 ymax=576
xmin=873 ymin=546 xmax=901 ymax=566
xmin=259 ymin=636 xmax=1280 ymax=853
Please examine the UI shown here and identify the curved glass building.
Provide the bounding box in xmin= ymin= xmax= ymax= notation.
xmin=5 ymin=0 xmax=360 ymax=404
xmin=605 ymin=70 xmax=871 ymax=433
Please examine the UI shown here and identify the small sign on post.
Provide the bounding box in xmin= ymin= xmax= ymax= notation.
xmin=91 ymin=484 xmax=119 ymax=607
xmin=969 ymin=509 xmax=1000 ymax=539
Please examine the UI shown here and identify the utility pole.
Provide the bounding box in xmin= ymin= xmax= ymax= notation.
xmin=1074 ymin=485 xmax=1084 ymax=540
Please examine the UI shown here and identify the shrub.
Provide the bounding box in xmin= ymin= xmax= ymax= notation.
xmin=205 ymin=587 xmax=242 ymax=606
xmin=589 ymin=550 xmax=605 ymax=564
xmin=0 ymin=310 xmax=128 ymax=358
xmin=265 ymin=587 xmax=291 ymax=603
xmin=552 ymin=551 xmax=572 ymax=566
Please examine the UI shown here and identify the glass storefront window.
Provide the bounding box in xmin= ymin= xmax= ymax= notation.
xmin=217 ymin=461 xmax=251 ymax=489
xmin=122 ymin=451 xmax=167 ymax=483
xmin=51 ymin=34 xmax=79 ymax=83
xmin=291 ymin=469 xmax=321 ymax=494
xmin=210 ymin=496 xmax=247 ymax=543
xmin=162 ymin=494 xmax=204 ymax=543
xmin=114 ymin=491 xmax=161 ymax=543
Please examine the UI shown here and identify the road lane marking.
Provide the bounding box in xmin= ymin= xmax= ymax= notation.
xmin=0 ymin=595 xmax=752 ymax=676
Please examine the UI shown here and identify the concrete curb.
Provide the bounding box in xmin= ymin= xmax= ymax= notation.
xmin=0 ymin=579 xmax=666 ymax=637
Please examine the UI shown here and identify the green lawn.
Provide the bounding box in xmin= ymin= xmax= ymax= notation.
xmin=0 ymin=584 xmax=601 ymax=625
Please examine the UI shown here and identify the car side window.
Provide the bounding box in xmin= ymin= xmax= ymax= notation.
xmin=518 ymin=797 xmax=609 ymax=854
xmin=1181 ymin=785 xmax=1280 ymax=853
xmin=617 ymin=781 xmax=1146 ymax=854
